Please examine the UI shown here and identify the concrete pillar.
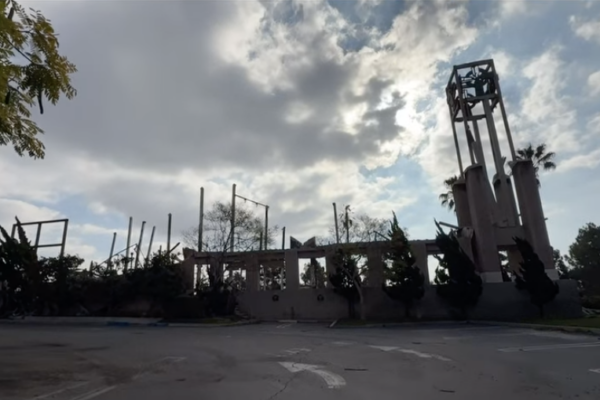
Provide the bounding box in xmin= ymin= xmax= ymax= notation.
xmin=452 ymin=179 xmax=472 ymax=227
xmin=245 ymin=254 xmax=260 ymax=292
xmin=366 ymin=248 xmax=384 ymax=288
xmin=493 ymin=174 xmax=519 ymax=226
xmin=181 ymin=250 xmax=196 ymax=292
xmin=411 ymin=241 xmax=429 ymax=284
xmin=511 ymin=160 xmax=557 ymax=280
xmin=465 ymin=165 xmax=502 ymax=282
xmin=284 ymin=249 xmax=299 ymax=290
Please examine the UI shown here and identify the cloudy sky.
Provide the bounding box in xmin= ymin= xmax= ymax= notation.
xmin=1 ymin=0 xmax=599 ymax=269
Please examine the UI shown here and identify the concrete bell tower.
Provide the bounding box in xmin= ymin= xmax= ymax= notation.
xmin=445 ymin=59 xmax=558 ymax=281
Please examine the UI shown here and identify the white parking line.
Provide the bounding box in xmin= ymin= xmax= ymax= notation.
xmin=283 ymin=348 xmax=311 ymax=355
xmin=331 ymin=341 xmax=355 ymax=346
xmin=31 ymin=356 xmax=185 ymax=400
xmin=590 ymin=368 xmax=600 ymax=374
xmin=32 ymin=381 xmax=91 ymax=400
xmin=397 ymin=349 xmax=451 ymax=362
xmin=279 ymin=362 xmax=346 ymax=389
xmin=72 ymin=386 xmax=116 ymax=400
xmin=499 ymin=342 xmax=600 ymax=352
xmin=369 ymin=345 xmax=451 ymax=361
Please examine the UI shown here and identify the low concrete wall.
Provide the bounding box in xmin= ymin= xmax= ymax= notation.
xmin=237 ymin=280 xmax=582 ymax=321
xmin=237 ymin=288 xmax=347 ymax=321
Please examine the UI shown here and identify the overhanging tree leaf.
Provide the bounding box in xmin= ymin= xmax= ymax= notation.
xmin=0 ymin=0 xmax=77 ymax=159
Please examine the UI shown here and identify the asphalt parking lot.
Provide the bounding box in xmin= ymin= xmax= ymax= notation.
xmin=1 ymin=322 xmax=599 ymax=399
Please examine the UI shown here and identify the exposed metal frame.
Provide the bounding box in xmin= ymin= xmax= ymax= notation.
xmin=11 ymin=218 xmax=69 ymax=257
xmin=231 ymin=183 xmax=270 ymax=252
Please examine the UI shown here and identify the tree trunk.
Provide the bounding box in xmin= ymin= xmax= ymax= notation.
xmin=539 ymin=305 xmax=544 ymax=319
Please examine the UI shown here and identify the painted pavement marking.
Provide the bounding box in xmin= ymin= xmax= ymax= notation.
xmin=590 ymin=368 xmax=600 ymax=374
xmin=71 ymin=386 xmax=116 ymax=400
xmin=32 ymin=381 xmax=91 ymax=400
xmin=331 ymin=341 xmax=355 ymax=346
xmin=369 ymin=345 xmax=451 ymax=361
xmin=370 ymin=345 xmax=398 ymax=352
xmin=397 ymin=349 xmax=451 ymax=362
xmin=31 ymin=356 xmax=186 ymax=400
xmin=279 ymin=362 xmax=346 ymax=389
xmin=283 ymin=348 xmax=311 ymax=355
xmin=499 ymin=342 xmax=600 ymax=352
xmin=277 ymin=324 xmax=292 ymax=329
xmin=268 ymin=348 xmax=312 ymax=358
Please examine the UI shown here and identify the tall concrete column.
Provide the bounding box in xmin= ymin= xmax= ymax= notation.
xmin=410 ymin=241 xmax=429 ymax=284
xmin=492 ymin=175 xmax=522 ymax=277
xmin=245 ymin=254 xmax=260 ymax=292
xmin=465 ymin=165 xmax=502 ymax=282
xmin=493 ymin=174 xmax=519 ymax=226
xmin=366 ymin=248 xmax=384 ymax=288
xmin=511 ymin=160 xmax=557 ymax=280
xmin=452 ymin=178 xmax=472 ymax=227
xmin=284 ymin=249 xmax=300 ymax=290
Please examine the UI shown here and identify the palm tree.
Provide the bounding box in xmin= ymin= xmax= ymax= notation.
xmin=438 ymin=175 xmax=459 ymax=212
xmin=515 ymin=143 xmax=556 ymax=187
xmin=439 ymin=143 xmax=555 ymax=211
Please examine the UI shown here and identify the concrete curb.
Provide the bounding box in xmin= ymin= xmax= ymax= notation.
xmin=0 ymin=317 xmax=260 ymax=328
xmin=0 ymin=317 xmax=162 ymax=327
xmin=107 ymin=321 xmax=168 ymax=327
xmin=328 ymin=320 xmax=471 ymax=329
xmin=165 ymin=319 xmax=260 ymax=328
xmin=477 ymin=320 xmax=600 ymax=336
xmin=275 ymin=319 xmax=323 ymax=324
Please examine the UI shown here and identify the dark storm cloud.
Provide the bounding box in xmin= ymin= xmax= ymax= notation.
xmin=34 ymin=0 xmax=405 ymax=174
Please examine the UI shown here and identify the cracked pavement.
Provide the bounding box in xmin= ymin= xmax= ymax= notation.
xmin=1 ymin=322 xmax=600 ymax=399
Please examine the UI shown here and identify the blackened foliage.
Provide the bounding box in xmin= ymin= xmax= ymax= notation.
xmin=0 ymin=219 xmax=42 ymax=316
xmin=383 ymin=212 xmax=425 ymax=318
xmin=128 ymin=251 xmax=186 ymax=305
xmin=328 ymin=248 xmax=361 ymax=318
xmin=196 ymin=280 xmax=237 ymax=317
xmin=513 ymin=237 xmax=559 ymax=317
xmin=434 ymin=221 xmax=482 ymax=317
